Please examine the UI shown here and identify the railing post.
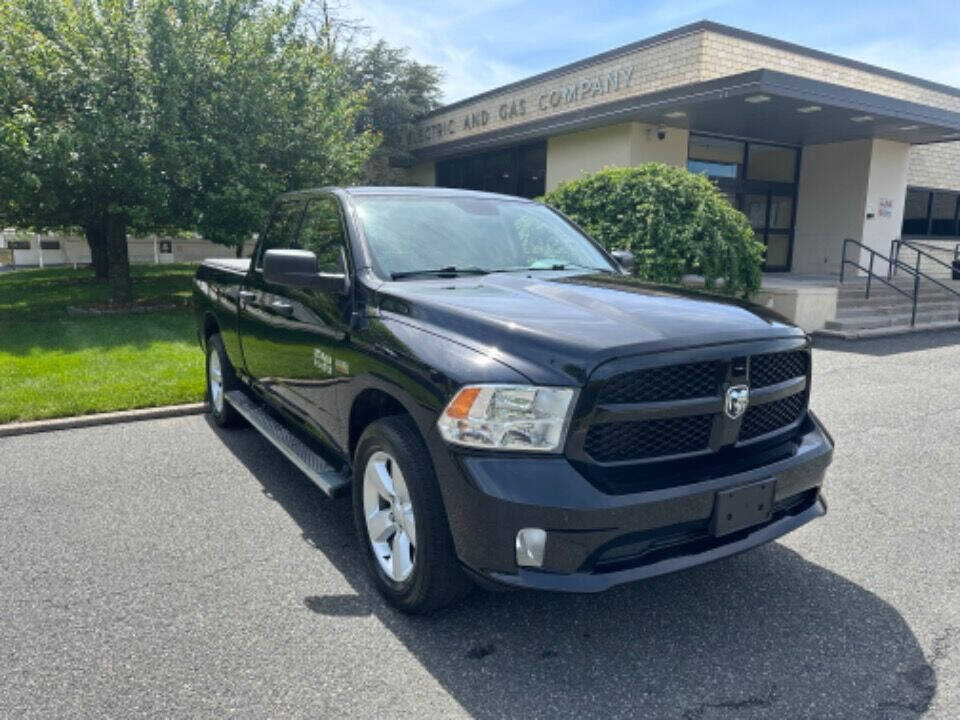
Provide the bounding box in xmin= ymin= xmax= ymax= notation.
xmin=911 ymin=253 xmax=921 ymax=326
xmin=866 ymin=252 xmax=874 ymax=299
xmin=839 ymin=238 xmax=849 ymax=283
xmin=889 ymin=239 xmax=898 ymax=279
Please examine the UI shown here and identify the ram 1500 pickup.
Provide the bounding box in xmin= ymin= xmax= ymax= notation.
xmin=194 ymin=186 xmax=834 ymax=613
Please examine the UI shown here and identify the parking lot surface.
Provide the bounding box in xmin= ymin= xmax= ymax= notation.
xmin=2 ymin=330 xmax=959 ymax=719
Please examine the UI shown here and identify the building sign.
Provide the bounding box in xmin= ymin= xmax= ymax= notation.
xmin=878 ymin=198 xmax=894 ymax=219
xmin=407 ymin=62 xmax=640 ymax=149
xmin=159 ymin=240 xmax=173 ymax=254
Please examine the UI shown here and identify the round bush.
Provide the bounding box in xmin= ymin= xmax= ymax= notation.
xmin=542 ymin=164 xmax=765 ymax=297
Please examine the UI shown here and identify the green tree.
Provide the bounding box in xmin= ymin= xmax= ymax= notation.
xmin=542 ymin=164 xmax=765 ymax=297
xmin=0 ymin=0 xmax=377 ymax=301
xmin=341 ymin=40 xmax=443 ymax=182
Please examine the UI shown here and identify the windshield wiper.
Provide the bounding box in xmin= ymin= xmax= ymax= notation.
xmin=390 ymin=266 xmax=490 ymax=280
xmin=520 ymin=262 xmax=614 ymax=274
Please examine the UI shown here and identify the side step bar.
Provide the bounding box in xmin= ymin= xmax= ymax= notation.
xmin=224 ymin=390 xmax=351 ymax=498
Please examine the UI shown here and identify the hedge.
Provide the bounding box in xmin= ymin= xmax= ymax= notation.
xmin=542 ymin=164 xmax=765 ymax=297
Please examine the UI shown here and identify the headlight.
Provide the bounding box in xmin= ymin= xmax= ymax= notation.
xmin=437 ymin=385 xmax=577 ymax=452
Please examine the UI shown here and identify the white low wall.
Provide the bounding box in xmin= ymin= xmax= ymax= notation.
xmin=0 ymin=231 xmax=251 ymax=267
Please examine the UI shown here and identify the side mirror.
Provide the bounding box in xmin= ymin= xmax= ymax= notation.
xmin=611 ymin=249 xmax=635 ymax=273
xmin=263 ymin=249 xmax=346 ymax=292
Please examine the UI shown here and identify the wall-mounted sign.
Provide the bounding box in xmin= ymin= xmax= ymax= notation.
xmin=877 ymin=198 xmax=894 ymax=219
xmin=159 ymin=240 xmax=173 ymax=254
xmin=407 ymin=62 xmax=640 ymax=149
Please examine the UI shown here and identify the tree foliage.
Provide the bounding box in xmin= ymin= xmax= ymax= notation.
xmin=542 ymin=164 xmax=765 ymax=297
xmin=340 ymin=40 xmax=443 ymax=182
xmin=0 ymin=0 xmax=378 ymax=301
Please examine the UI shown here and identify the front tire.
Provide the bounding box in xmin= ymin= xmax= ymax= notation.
xmin=206 ymin=333 xmax=243 ymax=428
xmin=353 ymin=415 xmax=471 ymax=613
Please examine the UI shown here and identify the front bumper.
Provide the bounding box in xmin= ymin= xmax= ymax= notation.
xmin=435 ymin=411 xmax=833 ymax=593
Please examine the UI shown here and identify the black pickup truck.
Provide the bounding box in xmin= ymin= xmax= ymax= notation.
xmin=194 ymin=186 xmax=833 ymax=613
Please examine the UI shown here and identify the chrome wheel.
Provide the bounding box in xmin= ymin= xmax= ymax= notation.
xmin=363 ymin=450 xmax=416 ymax=583
xmin=208 ymin=349 xmax=224 ymax=413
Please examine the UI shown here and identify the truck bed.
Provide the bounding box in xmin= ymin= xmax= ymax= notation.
xmin=201 ymin=257 xmax=250 ymax=274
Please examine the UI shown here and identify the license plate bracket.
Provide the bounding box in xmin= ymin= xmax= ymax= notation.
xmin=711 ymin=478 xmax=777 ymax=537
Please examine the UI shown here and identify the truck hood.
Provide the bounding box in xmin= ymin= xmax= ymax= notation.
xmin=375 ymin=271 xmax=802 ymax=385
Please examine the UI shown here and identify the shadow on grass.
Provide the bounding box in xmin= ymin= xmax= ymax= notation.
xmin=0 ymin=263 xmax=196 ymax=324
xmin=208 ymin=416 xmax=935 ymax=719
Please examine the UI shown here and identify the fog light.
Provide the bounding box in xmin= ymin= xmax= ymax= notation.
xmin=515 ymin=528 xmax=547 ymax=568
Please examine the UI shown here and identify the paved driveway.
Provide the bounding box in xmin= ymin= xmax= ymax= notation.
xmin=2 ymin=330 xmax=959 ymax=719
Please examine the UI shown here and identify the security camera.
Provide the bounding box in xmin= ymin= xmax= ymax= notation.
xmin=656 ymin=125 xmax=667 ymax=141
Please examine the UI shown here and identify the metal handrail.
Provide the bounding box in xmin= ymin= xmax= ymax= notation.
xmin=892 ymin=238 xmax=957 ymax=274
xmin=840 ymin=238 xmax=960 ymax=327
xmin=891 ymin=239 xmax=960 ymax=296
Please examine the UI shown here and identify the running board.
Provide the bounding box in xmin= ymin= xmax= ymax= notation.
xmin=224 ymin=390 xmax=350 ymax=498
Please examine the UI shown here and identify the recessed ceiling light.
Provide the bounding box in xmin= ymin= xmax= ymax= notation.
xmin=744 ymin=94 xmax=771 ymax=104
xmin=663 ymin=111 xmax=686 ymax=118
xmin=850 ymin=115 xmax=874 ymax=123
xmin=796 ymin=105 xmax=822 ymax=113
xmin=898 ymin=125 xmax=921 ymax=131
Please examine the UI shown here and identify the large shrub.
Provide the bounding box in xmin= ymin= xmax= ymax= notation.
xmin=542 ymin=164 xmax=764 ymax=296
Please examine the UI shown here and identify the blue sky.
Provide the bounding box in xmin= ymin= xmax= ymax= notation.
xmin=357 ymin=0 xmax=960 ymax=103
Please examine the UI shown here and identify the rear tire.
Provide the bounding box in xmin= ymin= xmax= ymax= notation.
xmin=353 ymin=415 xmax=471 ymax=613
xmin=206 ymin=333 xmax=243 ymax=428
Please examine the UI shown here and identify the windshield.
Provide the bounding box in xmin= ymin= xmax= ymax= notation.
xmin=351 ymin=195 xmax=617 ymax=279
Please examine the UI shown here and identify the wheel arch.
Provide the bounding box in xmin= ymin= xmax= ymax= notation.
xmin=348 ymin=388 xmax=411 ymax=461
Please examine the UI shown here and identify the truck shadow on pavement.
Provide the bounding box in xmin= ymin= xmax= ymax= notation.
xmin=210 ymin=420 xmax=935 ymax=720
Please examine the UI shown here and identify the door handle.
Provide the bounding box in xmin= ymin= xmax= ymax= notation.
xmin=270 ymin=300 xmax=294 ymax=316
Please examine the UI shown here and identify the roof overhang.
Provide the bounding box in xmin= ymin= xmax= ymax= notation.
xmin=413 ymin=69 xmax=960 ymax=160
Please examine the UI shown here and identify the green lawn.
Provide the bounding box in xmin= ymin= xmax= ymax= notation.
xmin=0 ymin=264 xmax=205 ymax=423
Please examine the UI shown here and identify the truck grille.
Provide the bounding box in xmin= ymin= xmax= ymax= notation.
xmin=578 ymin=345 xmax=809 ymax=465
xmin=584 ymin=415 xmax=713 ymax=463
xmin=739 ymin=392 xmax=806 ymax=441
xmin=750 ymin=350 xmax=808 ymax=388
xmin=596 ymin=361 xmax=723 ymax=404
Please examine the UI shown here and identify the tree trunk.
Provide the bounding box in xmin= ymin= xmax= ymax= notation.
xmin=105 ymin=213 xmax=133 ymax=304
xmin=85 ymin=220 xmax=109 ymax=281
xmin=234 ymin=240 xmax=244 ymax=258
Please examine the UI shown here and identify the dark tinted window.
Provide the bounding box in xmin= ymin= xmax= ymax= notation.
xmin=256 ymin=201 xmax=305 ymax=268
xmin=687 ymin=136 xmax=744 ymax=178
xmin=747 ymin=143 xmax=797 ymax=183
xmin=437 ymin=142 xmax=546 ymax=199
xmin=299 ymin=197 xmax=347 ymax=273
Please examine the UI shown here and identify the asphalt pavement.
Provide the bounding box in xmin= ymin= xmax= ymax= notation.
xmin=2 ymin=329 xmax=959 ymax=719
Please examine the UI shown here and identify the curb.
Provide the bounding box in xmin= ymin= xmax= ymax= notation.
xmin=812 ymin=321 xmax=960 ymax=341
xmin=0 ymin=403 xmax=210 ymax=438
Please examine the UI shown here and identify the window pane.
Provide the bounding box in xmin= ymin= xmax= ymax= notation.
xmin=687 ymin=135 xmax=744 ymax=178
xmin=765 ymin=233 xmax=791 ymax=269
xmin=769 ymin=196 xmax=794 ymax=230
xmin=743 ymin=194 xmax=768 ymax=230
xmin=299 ymin=198 xmax=346 ymax=273
xmin=902 ymin=190 xmax=929 ymax=235
xmin=747 ymin=144 xmax=796 ymax=182
xmin=930 ymin=192 xmax=958 ymax=236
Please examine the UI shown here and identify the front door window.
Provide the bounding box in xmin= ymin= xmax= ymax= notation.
xmin=688 ymin=134 xmax=799 ymax=272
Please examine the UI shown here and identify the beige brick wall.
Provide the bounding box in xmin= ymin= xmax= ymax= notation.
xmin=700 ymin=33 xmax=960 ymax=113
xmin=907 ymin=142 xmax=960 ymax=191
xmin=408 ymin=32 xmax=706 ymax=150
xmin=410 ymin=26 xmax=960 ymax=153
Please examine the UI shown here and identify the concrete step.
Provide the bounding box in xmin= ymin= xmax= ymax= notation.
xmin=813 ymin=319 xmax=960 ymax=341
xmin=825 ymin=310 xmax=960 ymax=331
xmin=835 ymin=301 xmax=960 ymax=319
